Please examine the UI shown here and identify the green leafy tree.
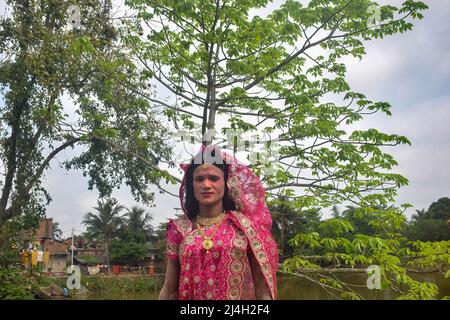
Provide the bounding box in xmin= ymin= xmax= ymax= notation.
xmin=110 ymin=240 xmax=147 ymax=266
xmin=340 ymin=205 xmax=380 ymax=236
xmin=0 ymin=0 xmax=172 ymax=229
xmin=425 ymin=197 xmax=450 ymax=220
xmin=284 ymin=206 xmax=449 ymax=299
xmin=109 ymin=206 xmax=155 ymax=266
xmin=406 ymin=219 xmax=450 ymax=242
xmin=123 ymin=0 xmax=436 ymax=298
xmin=82 ymin=198 xmax=124 ymax=271
xmin=77 ymin=254 xmax=100 ymax=267
xmin=121 ymin=206 xmax=154 ymax=243
xmin=153 ymin=221 xmax=169 ymax=270
xmin=0 ymin=219 xmax=35 ymax=299
xmin=406 ymin=198 xmax=450 ymax=241
xmin=269 ymin=196 xmax=321 ymax=260
xmin=124 ymin=0 xmax=426 ymax=210
xmin=153 ymin=213 xmax=186 ymax=271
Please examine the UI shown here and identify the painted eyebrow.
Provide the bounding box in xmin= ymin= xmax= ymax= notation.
xmin=193 ymin=174 xmax=222 ymax=179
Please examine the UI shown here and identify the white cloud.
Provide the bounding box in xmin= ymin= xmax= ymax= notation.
xmin=344 ymin=0 xmax=450 ymax=107
xmin=44 ymin=164 xmax=181 ymax=237
xmin=328 ymin=0 xmax=450 ymax=218
xmin=343 ymin=93 xmax=450 ymax=219
xmin=383 ymin=96 xmax=450 ymax=215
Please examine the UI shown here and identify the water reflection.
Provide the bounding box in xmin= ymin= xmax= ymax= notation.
xmin=277 ymin=272 xmax=450 ymax=300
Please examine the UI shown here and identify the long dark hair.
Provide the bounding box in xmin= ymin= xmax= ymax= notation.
xmin=184 ymin=150 xmax=236 ymax=220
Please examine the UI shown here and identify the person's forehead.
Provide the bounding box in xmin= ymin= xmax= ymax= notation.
xmin=193 ymin=165 xmax=224 ymax=176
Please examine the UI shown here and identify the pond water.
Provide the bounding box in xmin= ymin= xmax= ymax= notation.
xmin=78 ymin=272 xmax=449 ymax=300
xmin=277 ymin=272 xmax=450 ymax=300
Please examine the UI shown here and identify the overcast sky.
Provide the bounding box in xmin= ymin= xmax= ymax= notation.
xmin=2 ymin=1 xmax=449 ymax=238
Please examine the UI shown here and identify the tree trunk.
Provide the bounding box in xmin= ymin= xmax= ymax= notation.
xmin=0 ymin=137 xmax=81 ymax=229
xmin=0 ymin=99 xmax=26 ymax=224
xmin=105 ymin=240 xmax=110 ymax=272
xmin=281 ymin=215 xmax=285 ymax=260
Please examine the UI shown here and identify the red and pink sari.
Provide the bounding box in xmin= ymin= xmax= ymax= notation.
xmin=165 ymin=146 xmax=279 ymax=300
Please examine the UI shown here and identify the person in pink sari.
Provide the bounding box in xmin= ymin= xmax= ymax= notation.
xmin=158 ymin=146 xmax=278 ymax=300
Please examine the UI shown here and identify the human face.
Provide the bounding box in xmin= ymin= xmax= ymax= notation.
xmin=193 ymin=164 xmax=225 ymax=209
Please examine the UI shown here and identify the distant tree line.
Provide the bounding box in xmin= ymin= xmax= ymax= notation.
xmin=271 ymin=197 xmax=450 ymax=262
xmin=405 ymin=197 xmax=450 ymax=242
xmin=81 ymin=198 xmax=169 ymax=271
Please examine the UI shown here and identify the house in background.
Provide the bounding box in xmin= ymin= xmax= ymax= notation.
xmin=143 ymin=246 xmax=163 ymax=274
xmin=24 ymin=218 xmax=69 ymax=274
xmin=27 ymin=220 xmax=165 ymax=275
xmin=45 ymin=239 xmax=68 ymax=273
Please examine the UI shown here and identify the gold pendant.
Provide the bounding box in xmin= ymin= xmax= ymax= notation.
xmin=202 ymin=239 xmax=213 ymax=252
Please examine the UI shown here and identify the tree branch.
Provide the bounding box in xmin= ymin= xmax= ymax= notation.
xmin=24 ymin=136 xmax=82 ymax=195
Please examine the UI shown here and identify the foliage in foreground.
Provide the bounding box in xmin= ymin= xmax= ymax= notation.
xmin=0 ymin=219 xmax=49 ymax=299
xmin=281 ymin=206 xmax=450 ymax=300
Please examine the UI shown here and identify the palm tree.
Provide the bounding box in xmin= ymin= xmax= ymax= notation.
xmin=124 ymin=206 xmax=154 ymax=243
xmin=411 ymin=209 xmax=427 ymax=222
xmin=82 ymin=198 xmax=125 ymax=272
xmin=52 ymin=221 xmax=63 ymax=240
xmin=331 ymin=205 xmax=341 ymax=218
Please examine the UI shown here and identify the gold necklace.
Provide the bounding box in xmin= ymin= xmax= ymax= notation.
xmin=196 ymin=212 xmax=225 ymax=227
xmin=196 ymin=214 xmax=225 ymax=253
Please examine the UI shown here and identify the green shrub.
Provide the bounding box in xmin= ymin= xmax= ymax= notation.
xmin=77 ymin=254 xmax=101 ymax=266
xmin=0 ymin=267 xmax=34 ymax=300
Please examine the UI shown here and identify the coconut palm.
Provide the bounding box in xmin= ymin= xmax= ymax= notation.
xmin=52 ymin=221 xmax=63 ymax=240
xmin=411 ymin=209 xmax=426 ymax=222
xmin=123 ymin=206 xmax=154 ymax=243
xmin=331 ymin=205 xmax=341 ymax=219
xmin=82 ymin=198 xmax=125 ymax=271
